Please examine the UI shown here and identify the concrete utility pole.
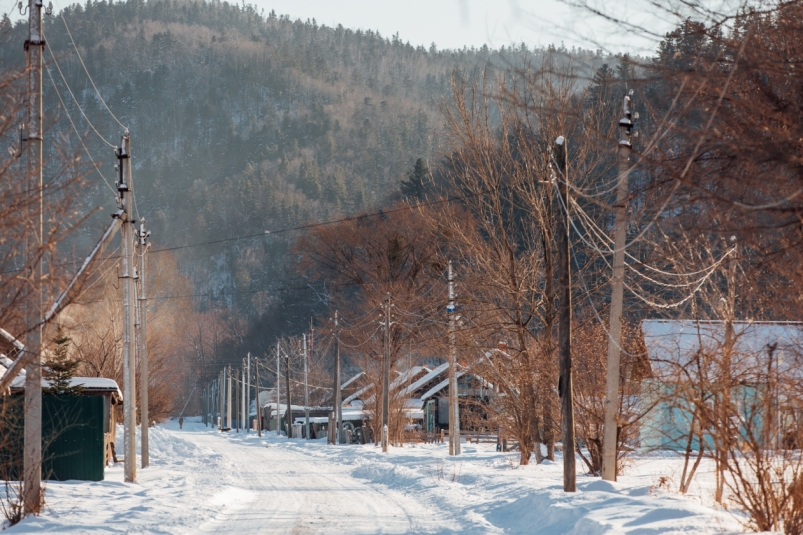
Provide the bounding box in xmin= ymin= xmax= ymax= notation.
xmin=602 ymin=92 xmax=634 ymax=482
xmin=22 ymin=0 xmax=46 ymax=512
xmin=247 ymin=353 xmax=251 ymax=432
xmin=303 ymin=334 xmax=310 ymax=440
xmin=333 ymin=311 xmax=342 ymax=445
xmin=276 ymin=340 xmax=281 ymax=436
xmin=382 ymin=293 xmax=391 ymax=452
xmin=136 ymin=219 xmax=151 ymax=468
xmin=447 ymin=261 xmax=461 ymax=456
xmin=219 ymin=373 xmax=224 ymax=430
xmin=117 ymin=133 xmax=138 ymax=483
xmin=255 ymin=354 xmax=261 ymax=436
xmin=243 ymin=363 xmax=247 ymax=430
xmin=227 ymin=365 xmax=232 ymax=431
xmin=285 ymin=348 xmax=292 ymax=438
xmin=240 ymin=367 xmax=244 ymax=431
xmin=218 ymin=373 xmax=223 ymax=429
xmin=554 ymin=135 xmax=576 ymax=492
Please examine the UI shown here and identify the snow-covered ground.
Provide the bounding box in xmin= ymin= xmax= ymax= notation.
xmin=4 ymin=418 xmax=752 ymax=534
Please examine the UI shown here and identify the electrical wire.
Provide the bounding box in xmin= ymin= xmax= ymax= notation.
xmin=58 ymin=9 xmax=127 ymax=131
xmin=149 ymin=191 xmax=480 ymax=254
xmin=0 ymin=193 xmax=482 ymax=276
xmin=551 ymin=173 xmax=731 ymax=291
xmin=554 ymin=179 xmax=722 ymax=311
xmin=44 ymin=61 xmax=117 ymax=196
xmin=570 ymin=196 xmax=730 ymax=279
xmin=44 ymin=34 xmax=116 ymax=148
xmin=567 ymin=195 xmax=732 ymax=287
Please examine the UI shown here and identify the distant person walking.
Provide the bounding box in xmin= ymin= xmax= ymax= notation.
xmin=179 ymin=416 xmax=184 ymax=429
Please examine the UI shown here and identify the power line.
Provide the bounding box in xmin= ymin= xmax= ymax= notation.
xmin=72 ymin=282 xmax=321 ymax=305
xmin=58 ymin=8 xmax=127 ymax=131
xmin=149 ymin=192 xmax=479 ymax=254
xmin=0 ymin=192 xmax=479 ymax=276
xmin=44 ymin=60 xmax=117 ymax=196
xmin=44 ymin=28 xmax=116 ymax=149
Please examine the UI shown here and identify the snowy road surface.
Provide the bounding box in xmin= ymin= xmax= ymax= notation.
xmin=191 ymin=430 xmax=452 ymax=534
xmin=6 ymin=418 xmax=749 ymax=534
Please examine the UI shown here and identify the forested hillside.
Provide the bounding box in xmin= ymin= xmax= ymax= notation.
xmin=1 ymin=0 xmax=611 ymax=335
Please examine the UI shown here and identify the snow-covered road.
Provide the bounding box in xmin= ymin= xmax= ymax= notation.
xmin=6 ymin=418 xmax=749 ymax=534
xmin=190 ymin=430 xmax=454 ymax=534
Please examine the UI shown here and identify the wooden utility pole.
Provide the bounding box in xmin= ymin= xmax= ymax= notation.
xmin=117 ymin=133 xmax=138 ymax=482
xmin=22 ymin=0 xmax=45 ymax=512
xmin=382 ymin=293 xmax=391 ymax=452
xmin=333 ymin=311 xmax=342 ymax=445
xmin=303 ymin=334 xmax=310 ymax=439
xmin=554 ymin=135 xmax=576 ymax=492
xmin=448 ymin=261 xmax=461 ymax=455
xmin=602 ymin=93 xmax=634 ymax=482
xmin=136 ymin=219 xmax=151 ymax=468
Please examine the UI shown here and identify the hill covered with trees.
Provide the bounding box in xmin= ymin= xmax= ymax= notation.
xmin=1 ymin=0 xmax=613 ymax=323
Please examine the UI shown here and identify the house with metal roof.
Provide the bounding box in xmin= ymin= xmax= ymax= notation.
xmin=639 ymin=319 xmax=803 ymax=451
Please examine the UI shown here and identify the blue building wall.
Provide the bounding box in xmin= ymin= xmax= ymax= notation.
xmin=639 ymin=380 xmax=766 ymax=451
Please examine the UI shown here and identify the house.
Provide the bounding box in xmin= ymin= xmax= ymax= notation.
xmin=639 ymin=319 xmax=803 ymax=451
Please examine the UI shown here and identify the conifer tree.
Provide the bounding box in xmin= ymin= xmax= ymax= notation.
xmin=400 ymin=158 xmax=427 ymax=200
xmin=44 ymin=326 xmax=83 ymax=396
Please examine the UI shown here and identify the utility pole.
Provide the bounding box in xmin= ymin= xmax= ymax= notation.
xmin=554 ymin=135 xmax=576 ymax=492
xmin=602 ymin=92 xmax=634 ymax=482
xmin=303 ymin=334 xmax=310 ymax=440
xmin=227 ymin=365 xmax=232 ymax=431
xmin=285 ymin=349 xmax=292 ymax=438
xmin=447 ymin=261 xmax=461 ymax=455
xmin=136 ymin=219 xmax=151 ymax=468
xmin=276 ymin=340 xmax=281 ymax=436
xmin=243 ymin=363 xmax=247 ymax=431
xmin=238 ymin=369 xmax=242 ymax=431
xmin=256 ymin=354 xmax=261 ymax=437
xmin=247 ymin=353 xmax=251 ymax=432
xmin=382 ymin=293 xmax=391 ymax=452
xmin=333 ymin=311 xmax=342 ymax=445
xmin=218 ymin=372 xmax=223 ymax=430
xmin=22 ymin=0 xmax=46 ymax=513
xmin=117 ymin=133 xmax=138 ymax=483
xmin=219 ymin=372 xmax=224 ymax=430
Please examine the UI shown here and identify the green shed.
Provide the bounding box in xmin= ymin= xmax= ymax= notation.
xmin=4 ymin=377 xmax=122 ymax=481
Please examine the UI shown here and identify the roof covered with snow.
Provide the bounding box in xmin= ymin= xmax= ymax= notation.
xmin=641 ymin=320 xmax=803 ymax=381
xmin=7 ymin=374 xmax=122 ymax=400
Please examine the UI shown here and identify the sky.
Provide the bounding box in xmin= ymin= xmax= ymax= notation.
xmin=250 ymin=0 xmax=685 ymax=56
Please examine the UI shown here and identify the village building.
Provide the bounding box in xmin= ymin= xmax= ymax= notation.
xmin=639 ymin=319 xmax=803 ymax=451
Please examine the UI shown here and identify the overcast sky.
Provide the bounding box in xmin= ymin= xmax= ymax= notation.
xmin=250 ymin=0 xmax=684 ymax=56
